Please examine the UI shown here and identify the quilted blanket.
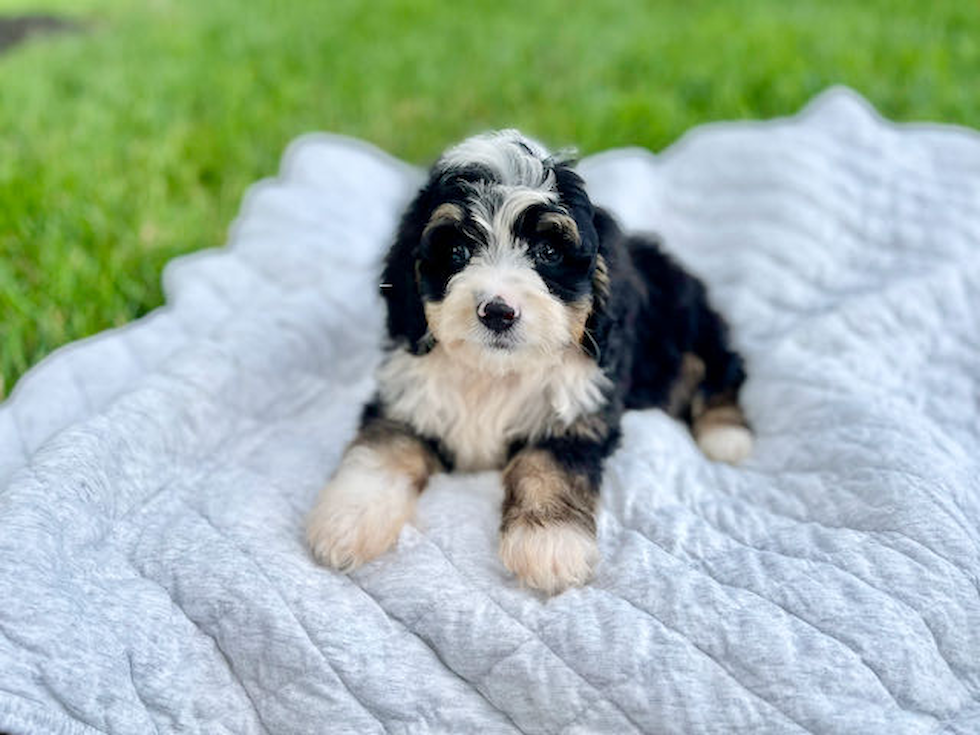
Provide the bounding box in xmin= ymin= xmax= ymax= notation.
xmin=1 ymin=88 xmax=979 ymax=734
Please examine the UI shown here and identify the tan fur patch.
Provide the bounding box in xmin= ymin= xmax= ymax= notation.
xmin=537 ymin=211 xmax=580 ymax=243
xmin=552 ymin=413 xmax=609 ymax=442
xmin=421 ymin=258 xmax=574 ymax=364
xmin=666 ymin=352 xmax=706 ymax=417
xmin=565 ymin=296 xmax=593 ymax=344
xmin=694 ymin=404 xmax=747 ymax=432
xmin=426 ymin=202 xmax=464 ymax=229
xmin=355 ymin=419 xmax=441 ymax=491
xmin=305 ymin=421 xmax=442 ymax=571
xmin=501 ymin=449 xmax=596 ymax=534
xmin=378 ymin=344 xmax=610 ymax=471
xmin=592 ymin=254 xmax=610 ymax=306
xmin=499 ymin=450 xmax=599 ymax=593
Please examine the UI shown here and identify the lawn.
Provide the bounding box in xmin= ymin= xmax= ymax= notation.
xmin=1 ymin=0 xmax=978 ymax=398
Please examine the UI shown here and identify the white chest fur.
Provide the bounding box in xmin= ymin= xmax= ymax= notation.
xmin=376 ymin=345 xmax=610 ymax=471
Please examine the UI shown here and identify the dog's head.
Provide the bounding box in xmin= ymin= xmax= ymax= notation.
xmin=381 ymin=130 xmax=606 ymax=372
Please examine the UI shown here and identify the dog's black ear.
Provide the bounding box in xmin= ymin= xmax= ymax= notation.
xmin=580 ymin=206 xmax=626 ymax=368
xmin=551 ymin=162 xmax=599 ymax=255
xmin=381 ymin=180 xmax=435 ymax=354
xmin=551 ymin=161 xmax=614 ymax=362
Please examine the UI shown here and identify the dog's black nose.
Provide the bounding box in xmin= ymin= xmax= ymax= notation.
xmin=477 ymin=297 xmax=519 ymax=332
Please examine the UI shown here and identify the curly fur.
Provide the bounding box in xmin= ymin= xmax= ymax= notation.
xmin=308 ymin=129 xmax=752 ymax=593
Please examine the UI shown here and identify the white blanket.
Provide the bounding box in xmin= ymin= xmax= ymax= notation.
xmin=1 ymin=88 xmax=978 ymax=734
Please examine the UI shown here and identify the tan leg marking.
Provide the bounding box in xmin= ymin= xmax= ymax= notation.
xmin=357 ymin=419 xmax=440 ymax=487
xmin=565 ymin=296 xmax=594 ymax=345
xmin=307 ymin=423 xmax=439 ymax=571
xmin=553 ymin=413 xmax=610 ymax=443
xmin=499 ymin=450 xmax=599 ymax=594
xmin=666 ymin=352 xmax=706 ymax=418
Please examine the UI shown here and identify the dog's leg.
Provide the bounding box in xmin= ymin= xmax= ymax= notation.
xmin=307 ymin=417 xmax=439 ymax=571
xmin=498 ymin=440 xmax=603 ymax=594
xmin=628 ymin=234 xmax=753 ymax=463
xmin=689 ymin=302 xmax=753 ymax=464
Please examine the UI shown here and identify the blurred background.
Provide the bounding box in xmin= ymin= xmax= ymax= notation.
xmin=1 ymin=0 xmax=978 ymax=398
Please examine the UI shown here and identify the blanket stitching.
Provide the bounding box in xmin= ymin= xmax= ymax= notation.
xmin=474 ymin=635 xmax=539 ymax=684
xmin=7 ymin=115 xmax=980 ymax=733
xmin=622 ymin=444 xmax=980 ymax=599
xmin=116 ymin=547 xmax=275 ymax=735
xmin=3 ymin=275 xmax=187 ymax=486
xmin=17 ymin=442 xmax=571 ymax=735
xmin=0 ymin=547 xmax=160 ymax=735
xmin=394 ymin=591 xmax=544 ymax=686
xmin=341 ymin=565 xmax=567 ymax=734
xmin=669 ymin=126 xmax=979 ymax=232
xmin=54 ymin=560 xmax=165 ymax=735
xmin=5 ymin=368 xmax=972 ymax=735
xmin=0 ymin=690 xmax=111 ymax=735
xmin=181 ymin=499 xmax=389 ymax=735
xmin=477 ymin=638 xmax=605 ymax=735
xmin=79 ymin=344 xmax=350 ymax=530
xmin=597 ymin=588 xmax=812 ymax=735
xmin=417 ymin=532 xmax=645 ymax=734
xmin=339 ymin=572 xmax=525 ymax=733
xmin=16 ymin=456 xmax=221 ymax=735
xmin=687 ymin=506 xmax=973 ymax=693
xmin=556 ymin=694 xmax=622 ymax=735
xmin=612 ymin=518 xmax=924 ymax=722
xmin=7 ymin=461 xmax=342 ymax=732
xmin=92 ymin=406 xmax=381 ymax=734
xmin=0 ymin=685 xmax=108 ymax=735
xmin=197 ymin=631 xmax=275 ymax=735
xmin=712 ymin=462 xmax=980 ymax=597
xmin=672 ymin=187 xmax=979 ymax=287
xmin=124 ymin=651 xmax=163 ymax=735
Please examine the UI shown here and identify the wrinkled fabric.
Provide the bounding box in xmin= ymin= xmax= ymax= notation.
xmin=1 ymin=88 xmax=978 ymax=734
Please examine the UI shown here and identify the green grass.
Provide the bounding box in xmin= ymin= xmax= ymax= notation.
xmin=2 ymin=0 xmax=979 ymax=398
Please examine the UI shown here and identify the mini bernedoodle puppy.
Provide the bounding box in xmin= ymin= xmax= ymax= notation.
xmin=307 ymin=130 xmax=752 ymax=594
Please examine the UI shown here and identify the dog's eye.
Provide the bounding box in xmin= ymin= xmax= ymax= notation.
xmin=450 ymin=243 xmax=471 ymax=267
xmin=533 ymin=241 xmax=562 ymax=266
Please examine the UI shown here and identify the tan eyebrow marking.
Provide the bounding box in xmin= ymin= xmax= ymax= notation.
xmin=421 ymin=203 xmax=466 ymax=244
xmin=536 ymin=211 xmax=580 ymax=243
xmin=426 ymin=202 xmax=464 ymax=227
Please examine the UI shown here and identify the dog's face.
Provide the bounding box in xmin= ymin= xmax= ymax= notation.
xmin=383 ymin=131 xmax=602 ymax=372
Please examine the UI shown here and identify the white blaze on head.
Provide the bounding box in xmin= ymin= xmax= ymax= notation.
xmin=427 ymin=254 xmax=571 ymax=370
xmin=422 ymin=130 xmax=587 ymax=371
xmin=439 ymin=130 xmax=554 ymax=189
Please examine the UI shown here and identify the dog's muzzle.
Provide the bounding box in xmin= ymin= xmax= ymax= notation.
xmin=477 ymin=296 xmax=520 ymax=333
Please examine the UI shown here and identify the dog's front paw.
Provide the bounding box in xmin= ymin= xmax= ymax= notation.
xmin=499 ymin=522 xmax=599 ymax=595
xmin=306 ymin=447 xmax=418 ymax=571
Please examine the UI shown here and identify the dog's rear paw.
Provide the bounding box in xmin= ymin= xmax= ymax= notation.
xmin=697 ymin=423 xmax=753 ymax=464
xmin=306 ymin=447 xmax=417 ymax=571
xmin=693 ymin=403 xmax=753 ymax=464
xmin=499 ymin=523 xmax=599 ymax=595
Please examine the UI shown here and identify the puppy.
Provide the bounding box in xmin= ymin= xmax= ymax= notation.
xmin=307 ymin=130 xmax=752 ymax=594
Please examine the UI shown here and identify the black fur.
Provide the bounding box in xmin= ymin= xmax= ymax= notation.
xmin=376 ymin=139 xmax=747 ymax=496
xmin=381 ymin=165 xmax=497 ymax=354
